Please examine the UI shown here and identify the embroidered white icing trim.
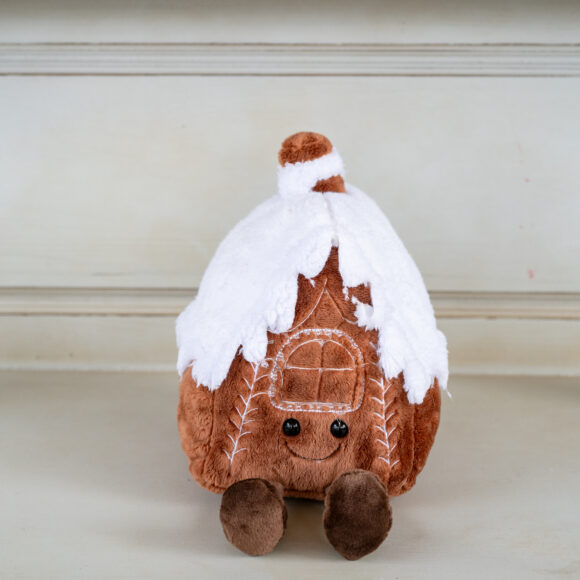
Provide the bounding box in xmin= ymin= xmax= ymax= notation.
xmin=370 ymin=377 xmax=400 ymax=468
xmin=277 ymin=148 xmax=345 ymax=198
xmin=223 ymin=361 xmax=270 ymax=468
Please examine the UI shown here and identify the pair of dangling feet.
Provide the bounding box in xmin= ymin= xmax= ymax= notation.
xmin=219 ymin=469 xmax=392 ymax=560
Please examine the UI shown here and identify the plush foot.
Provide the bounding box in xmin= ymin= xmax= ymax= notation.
xmin=323 ymin=469 xmax=392 ymax=560
xmin=220 ymin=478 xmax=287 ymax=556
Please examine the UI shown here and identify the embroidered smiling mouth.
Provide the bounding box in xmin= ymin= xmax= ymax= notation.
xmin=285 ymin=441 xmax=341 ymax=461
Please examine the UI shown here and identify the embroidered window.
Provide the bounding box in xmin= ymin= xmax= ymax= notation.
xmin=269 ymin=328 xmax=365 ymax=413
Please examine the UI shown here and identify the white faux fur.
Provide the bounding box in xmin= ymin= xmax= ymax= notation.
xmin=277 ymin=149 xmax=345 ymax=199
xmin=176 ymin=184 xmax=448 ymax=405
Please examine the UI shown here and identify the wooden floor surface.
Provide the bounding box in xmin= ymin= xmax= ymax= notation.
xmin=1 ymin=371 xmax=578 ymax=579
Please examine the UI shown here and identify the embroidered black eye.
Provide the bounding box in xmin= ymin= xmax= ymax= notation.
xmin=330 ymin=419 xmax=349 ymax=438
xmin=282 ymin=418 xmax=301 ymax=437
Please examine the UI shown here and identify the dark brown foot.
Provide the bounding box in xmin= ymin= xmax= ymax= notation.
xmin=220 ymin=478 xmax=287 ymax=556
xmin=323 ymin=469 xmax=392 ymax=560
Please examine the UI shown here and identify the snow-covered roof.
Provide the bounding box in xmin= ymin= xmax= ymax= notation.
xmin=176 ymin=156 xmax=448 ymax=405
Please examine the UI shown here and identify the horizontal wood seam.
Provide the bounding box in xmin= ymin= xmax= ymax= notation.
xmin=1 ymin=42 xmax=580 ymax=77
xmin=1 ymin=287 xmax=579 ymax=320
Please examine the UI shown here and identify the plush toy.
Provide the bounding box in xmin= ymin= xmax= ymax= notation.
xmin=176 ymin=132 xmax=448 ymax=560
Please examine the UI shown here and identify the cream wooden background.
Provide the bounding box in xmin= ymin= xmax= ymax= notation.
xmin=1 ymin=1 xmax=579 ymax=377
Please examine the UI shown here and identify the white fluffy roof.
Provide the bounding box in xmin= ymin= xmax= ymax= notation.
xmin=176 ymin=184 xmax=448 ymax=405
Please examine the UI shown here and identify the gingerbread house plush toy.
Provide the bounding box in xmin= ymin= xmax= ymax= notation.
xmin=176 ymin=132 xmax=448 ymax=560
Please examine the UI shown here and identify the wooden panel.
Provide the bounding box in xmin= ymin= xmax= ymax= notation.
xmin=1 ymin=0 xmax=580 ymax=43
xmin=2 ymin=287 xmax=580 ymax=319
xmin=1 ymin=75 xmax=579 ymax=291
xmin=0 ymin=315 xmax=177 ymax=373
xmin=1 ymin=3 xmax=579 ymax=379
xmin=442 ymin=318 xmax=580 ymax=378
xmin=1 ymin=315 xmax=579 ymax=378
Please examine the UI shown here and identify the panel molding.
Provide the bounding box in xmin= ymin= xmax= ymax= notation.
xmin=0 ymin=314 xmax=578 ymax=378
xmin=2 ymin=288 xmax=579 ymax=376
xmin=1 ymin=43 xmax=579 ymax=76
xmin=1 ymin=286 xmax=579 ymax=319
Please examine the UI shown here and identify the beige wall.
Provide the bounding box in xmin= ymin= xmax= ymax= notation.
xmin=1 ymin=1 xmax=579 ymax=376
xmin=1 ymin=0 xmax=580 ymax=43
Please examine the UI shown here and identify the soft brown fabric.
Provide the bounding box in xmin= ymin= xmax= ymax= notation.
xmin=278 ymin=132 xmax=333 ymax=165
xmin=323 ymin=470 xmax=392 ymax=560
xmin=312 ymin=175 xmax=346 ymax=193
xmin=220 ymin=478 xmax=287 ymax=556
xmin=177 ymin=247 xmax=442 ymax=500
xmin=177 ymin=373 xmax=214 ymax=489
xmin=393 ymin=382 xmax=442 ymax=496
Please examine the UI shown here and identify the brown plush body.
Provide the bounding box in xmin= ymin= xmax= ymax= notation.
xmin=178 ymin=248 xmax=440 ymax=500
xmin=177 ymin=132 xmax=443 ymax=558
